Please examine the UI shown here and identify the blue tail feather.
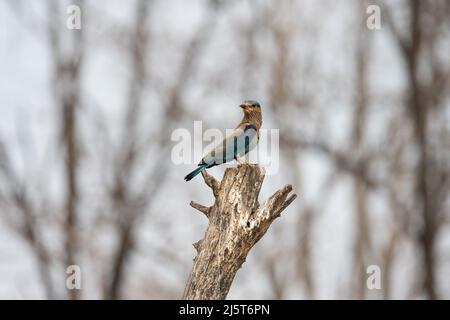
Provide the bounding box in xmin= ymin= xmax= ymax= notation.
xmin=184 ymin=164 xmax=208 ymax=181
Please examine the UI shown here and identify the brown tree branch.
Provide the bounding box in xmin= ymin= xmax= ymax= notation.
xmin=190 ymin=201 xmax=211 ymax=217
xmin=48 ymin=0 xmax=84 ymax=300
xmin=200 ymin=170 xmax=220 ymax=197
xmin=182 ymin=164 xmax=297 ymax=300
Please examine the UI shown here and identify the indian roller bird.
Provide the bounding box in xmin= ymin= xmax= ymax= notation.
xmin=184 ymin=100 xmax=262 ymax=181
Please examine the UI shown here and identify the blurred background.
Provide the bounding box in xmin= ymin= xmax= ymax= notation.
xmin=0 ymin=0 xmax=449 ymax=299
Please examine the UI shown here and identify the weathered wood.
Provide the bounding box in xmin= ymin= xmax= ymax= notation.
xmin=190 ymin=201 xmax=211 ymax=217
xmin=182 ymin=163 xmax=297 ymax=300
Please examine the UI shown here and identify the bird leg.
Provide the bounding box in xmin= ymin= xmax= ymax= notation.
xmin=235 ymin=156 xmax=246 ymax=165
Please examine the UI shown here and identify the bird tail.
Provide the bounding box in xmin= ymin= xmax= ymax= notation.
xmin=184 ymin=164 xmax=208 ymax=181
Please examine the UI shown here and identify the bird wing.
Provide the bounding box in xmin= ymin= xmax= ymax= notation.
xmin=201 ymin=123 xmax=258 ymax=165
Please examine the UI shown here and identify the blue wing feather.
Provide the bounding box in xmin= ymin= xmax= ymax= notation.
xmin=200 ymin=124 xmax=258 ymax=165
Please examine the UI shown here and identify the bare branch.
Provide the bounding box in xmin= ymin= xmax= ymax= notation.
xmin=190 ymin=201 xmax=211 ymax=217
xmin=183 ymin=164 xmax=296 ymax=300
xmin=192 ymin=240 xmax=203 ymax=253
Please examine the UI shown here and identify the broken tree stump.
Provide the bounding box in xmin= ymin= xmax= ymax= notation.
xmin=182 ymin=163 xmax=297 ymax=300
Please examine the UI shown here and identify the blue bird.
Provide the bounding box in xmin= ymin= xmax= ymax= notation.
xmin=184 ymin=100 xmax=262 ymax=181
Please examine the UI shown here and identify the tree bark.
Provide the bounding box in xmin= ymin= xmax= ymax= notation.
xmin=182 ymin=163 xmax=297 ymax=300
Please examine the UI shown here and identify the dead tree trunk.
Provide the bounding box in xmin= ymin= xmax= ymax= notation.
xmin=182 ymin=164 xmax=297 ymax=300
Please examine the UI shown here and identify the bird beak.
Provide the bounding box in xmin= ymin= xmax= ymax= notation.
xmin=240 ymin=104 xmax=246 ymax=109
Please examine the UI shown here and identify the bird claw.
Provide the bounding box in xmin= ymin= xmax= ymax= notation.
xmin=235 ymin=157 xmax=245 ymax=165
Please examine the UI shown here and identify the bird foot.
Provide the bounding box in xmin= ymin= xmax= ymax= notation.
xmin=235 ymin=157 xmax=246 ymax=165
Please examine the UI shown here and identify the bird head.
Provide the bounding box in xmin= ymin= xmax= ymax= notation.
xmin=239 ymin=100 xmax=261 ymax=115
